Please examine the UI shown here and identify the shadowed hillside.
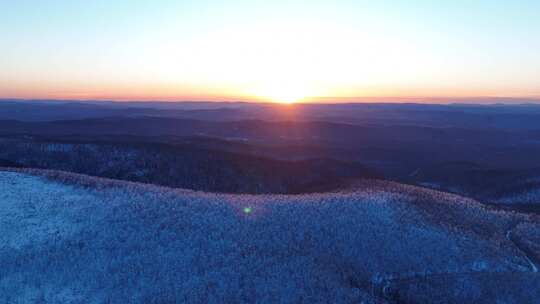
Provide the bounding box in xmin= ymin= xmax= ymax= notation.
xmin=0 ymin=139 xmax=377 ymax=194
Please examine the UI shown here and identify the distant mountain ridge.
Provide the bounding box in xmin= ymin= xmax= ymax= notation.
xmin=2 ymin=101 xmax=540 ymax=209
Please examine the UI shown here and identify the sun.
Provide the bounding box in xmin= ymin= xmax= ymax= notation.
xmin=251 ymin=84 xmax=310 ymax=104
xmin=267 ymin=91 xmax=303 ymax=104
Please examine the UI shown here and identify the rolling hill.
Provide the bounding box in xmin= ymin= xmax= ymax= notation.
xmin=0 ymin=139 xmax=378 ymax=194
xmin=1 ymin=169 xmax=539 ymax=303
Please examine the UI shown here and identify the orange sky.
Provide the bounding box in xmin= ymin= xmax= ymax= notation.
xmin=1 ymin=1 xmax=539 ymax=103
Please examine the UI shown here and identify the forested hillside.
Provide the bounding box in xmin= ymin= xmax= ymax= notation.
xmin=0 ymin=139 xmax=376 ymax=194
xmin=1 ymin=169 xmax=539 ymax=303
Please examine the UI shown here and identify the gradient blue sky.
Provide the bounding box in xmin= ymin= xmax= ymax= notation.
xmin=1 ymin=0 xmax=539 ymax=102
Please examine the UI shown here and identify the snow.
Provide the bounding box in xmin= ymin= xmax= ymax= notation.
xmin=496 ymin=188 xmax=540 ymax=205
xmin=1 ymin=170 xmax=539 ymax=303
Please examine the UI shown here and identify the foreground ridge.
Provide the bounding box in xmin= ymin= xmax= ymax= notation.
xmin=1 ymin=169 xmax=539 ymax=303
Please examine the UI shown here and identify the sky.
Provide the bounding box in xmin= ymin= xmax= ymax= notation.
xmin=1 ymin=0 xmax=539 ymax=103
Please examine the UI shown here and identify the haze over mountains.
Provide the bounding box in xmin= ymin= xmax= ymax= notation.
xmin=1 ymin=100 xmax=540 ymax=211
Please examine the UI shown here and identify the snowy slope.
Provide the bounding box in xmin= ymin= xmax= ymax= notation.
xmin=1 ymin=170 xmax=539 ymax=303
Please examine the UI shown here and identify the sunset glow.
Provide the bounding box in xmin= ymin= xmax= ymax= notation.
xmin=1 ymin=1 xmax=539 ymax=103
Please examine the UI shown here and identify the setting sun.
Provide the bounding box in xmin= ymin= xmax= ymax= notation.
xmin=2 ymin=2 xmax=539 ymax=101
xmin=270 ymin=96 xmax=298 ymax=104
xmin=252 ymin=84 xmax=310 ymax=104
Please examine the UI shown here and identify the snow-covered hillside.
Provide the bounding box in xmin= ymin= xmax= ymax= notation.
xmin=1 ymin=170 xmax=539 ymax=303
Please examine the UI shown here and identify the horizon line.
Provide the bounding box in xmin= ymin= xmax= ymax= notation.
xmin=2 ymin=96 xmax=540 ymax=105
